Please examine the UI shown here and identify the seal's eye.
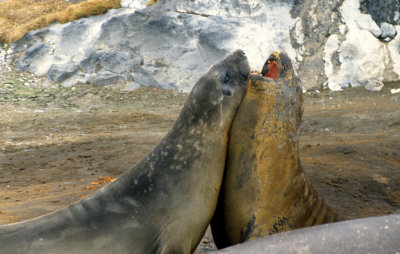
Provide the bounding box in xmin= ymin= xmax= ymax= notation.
xmin=221 ymin=71 xmax=232 ymax=96
xmin=223 ymin=72 xmax=231 ymax=84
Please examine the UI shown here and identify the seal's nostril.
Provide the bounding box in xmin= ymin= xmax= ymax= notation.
xmin=236 ymin=49 xmax=246 ymax=58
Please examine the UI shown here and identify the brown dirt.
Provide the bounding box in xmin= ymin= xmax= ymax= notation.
xmin=300 ymin=83 xmax=400 ymax=219
xmin=0 ymin=81 xmax=399 ymax=252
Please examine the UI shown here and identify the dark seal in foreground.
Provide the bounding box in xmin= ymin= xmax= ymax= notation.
xmin=211 ymin=51 xmax=339 ymax=249
xmin=0 ymin=50 xmax=250 ymax=254
xmin=213 ymin=214 xmax=400 ymax=254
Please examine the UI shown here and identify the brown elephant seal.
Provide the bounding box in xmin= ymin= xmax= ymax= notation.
xmin=213 ymin=214 xmax=400 ymax=254
xmin=211 ymin=51 xmax=339 ymax=249
xmin=0 ymin=50 xmax=250 ymax=254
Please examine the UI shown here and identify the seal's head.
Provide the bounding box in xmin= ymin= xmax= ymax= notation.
xmin=217 ymin=49 xmax=251 ymax=98
xmin=183 ymin=50 xmax=250 ymax=126
xmin=249 ymin=50 xmax=303 ymax=133
xmin=261 ymin=51 xmax=293 ymax=79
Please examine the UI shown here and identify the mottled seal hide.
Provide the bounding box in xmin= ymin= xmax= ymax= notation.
xmin=211 ymin=51 xmax=339 ymax=249
xmin=214 ymin=214 xmax=400 ymax=254
xmin=0 ymin=50 xmax=250 ymax=254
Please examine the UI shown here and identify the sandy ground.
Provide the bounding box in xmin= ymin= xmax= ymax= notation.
xmin=0 ymin=81 xmax=399 ymax=252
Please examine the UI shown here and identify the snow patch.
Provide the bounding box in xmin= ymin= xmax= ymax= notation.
xmin=293 ymin=18 xmax=305 ymax=62
xmin=227 ymin=3 xmax=297 ymax=72
xmin=121 ymin=0 xmax=148 ymax=9
xmin=324 ymin=0 xmax=391 ymax=90
xmin=324 ymin=34 xmax=339 ymax=77
xmin=341 ymin=0 xmax=380 ymax=37
xmin=9 ymin=0 xmax=400 ymax=91
xmin=339 ymin=29 xmax=384 ymax=86
xmin=391 ymin=88 xmax=400 ymax=94
xmin=387 ymin=26 xmax=400 ymax=80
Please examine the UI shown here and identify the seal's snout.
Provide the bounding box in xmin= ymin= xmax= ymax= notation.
xmin=217 ymin=50 xmax=250 ymax=97
xmin=261 ymin=51 xmax=292 ymax=80
xmin=232 ymin=49 xmax=250 ymax=79
xmin=237 ymin=50 xmax=246 ymax=58
xmin=228 ymin=50 xmax=250 ymax=79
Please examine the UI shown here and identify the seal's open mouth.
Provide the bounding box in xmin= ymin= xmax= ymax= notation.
xmin=252 ymin=51 xmax=292 ymax=80
xmin=261 ymin=52 xmax=281 ymax=79
xmin=261 ymin=59 xmax=279 ymax=79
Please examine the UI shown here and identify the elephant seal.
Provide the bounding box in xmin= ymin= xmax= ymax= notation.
xmin=0 ymin=50 xmax=250 ymax=254
xmin=213 ymin=214 xmax=400 ymax=254
xmin=211 ymin=51 xmax=339 ymax=248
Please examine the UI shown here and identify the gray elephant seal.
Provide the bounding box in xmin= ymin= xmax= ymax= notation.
xmin=211 ymin=51 xmax=339 ymax=249
xmin=0 ymin=50 xmax=250 ymax=254
xmin=214 ymin=214 xmax=400 ymax=254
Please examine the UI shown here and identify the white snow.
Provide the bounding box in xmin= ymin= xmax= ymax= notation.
xmin=339 ymin=24 xmax=347 ymax=34
xmin=324 ymin=34 xmax=339 ymax=77
xmin=380 ymin=22 xmax=397 ymax=39
xmin=391 ymin=88 xmax=400 ymax=94
xmin=226 ymin=2 xmax=298 ymax=72
xmin=293 ymin=18 xmax=305 ymax=62
xmin=387 ymin=26 xmax=400 ymax=80
xmin=10 ymin=0 xmax=400 ymax=91
xmin=121 ymin=0 xmax=148 ymax=9
xmin=30 ymin=8 xmax=135 ymax=84
xmin=324 ymin=0 xmax=399 ymax=91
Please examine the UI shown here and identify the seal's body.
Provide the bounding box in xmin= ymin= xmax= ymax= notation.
xmin=211 ymin=51 xmax=338 ymax=248
xmin=0 ymin=50 xmax=250 ymax=254
xmin=214 ymin=214 xmax=400 ymax=254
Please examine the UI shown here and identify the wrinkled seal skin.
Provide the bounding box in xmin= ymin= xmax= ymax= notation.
xmin=0 ymin=50 xmax=250 ymax=254
xmin=211 ymin=51 xmax=339 ymax=249
xmin=214 ymin=214 xmax=400 ymax=254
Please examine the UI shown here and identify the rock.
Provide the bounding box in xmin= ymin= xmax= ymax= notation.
xmin=48 ymin=62 xmax=78 ymax=82
xmin=17 ymin=43 xmax=52 ymax=73
xmin=78 ymin=50 xmax=101 ymax=74
xmin=91 ymin=72 xmax=124 ymax=87
xmin=379 ymin=22 xmax=397 ymax=41
xmin=99 ymin=51 xmax=141 ymax=74
xmin=322 ymin=0 xmax=400 ymax=90
xmin=6 ymin=0 xmax=400 ymax=91
xmin=128 ymin=67 xmax=164 ymax=89
xmin=364 ymin=79 xmax=384 ymax=91
xmin=355 ymin=12 xmax=381 ymax=38
xmin=359 ymin=0 xmax=400 ymax=26
xmin=336 ymin=146 xmax=357 ymax=155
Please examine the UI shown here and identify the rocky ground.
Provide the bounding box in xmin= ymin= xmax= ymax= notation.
xmin=0 ymin=64 xmax=400 ymax=251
